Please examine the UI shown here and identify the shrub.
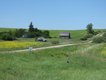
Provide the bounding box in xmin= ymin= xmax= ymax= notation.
xmin=102 ymin=32 xmax=106 ymax=42
xmin=80 ymin=37 xmax=87 ymax=41
xmin=103 ymin=32 xmax=106 ymax=37
xmin=15 ymin=29 xmax=26 ymax=38
xmin=51 ymin=39 xmax=59 ymax=44
xmin=80 ymin=34 xmax=93 ymax=41
xmin=85 ymin=34 xmax=93 ymax=38
xmin=42 ymin=30 xmax=50 ymax=38
xmin=92 ymin=36 xmax=104 ymax=43
xmin=1 ymin=33 xmax=16 ymax=41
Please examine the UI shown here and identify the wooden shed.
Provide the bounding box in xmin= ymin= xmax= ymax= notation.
xmin=59 ymin=32 xmax=71 ymax=39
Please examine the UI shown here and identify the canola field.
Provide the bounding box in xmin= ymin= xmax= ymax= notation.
xmin=0 ymin=41 xmax=44 ymax=50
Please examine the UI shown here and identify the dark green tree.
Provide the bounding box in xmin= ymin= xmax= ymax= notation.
xmin=43 ymin=30 xmax=50 ymax=38
xmin=15 ymin=29 xmax=26 ymax=38
xmin=29 ymin=22 xmax=34 ymax=32
xmin=86 ymin=23 xmax=94 ymax=34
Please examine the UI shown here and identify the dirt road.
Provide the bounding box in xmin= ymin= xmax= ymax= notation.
xmin=1 ymin=44 xmax=76 ymax=53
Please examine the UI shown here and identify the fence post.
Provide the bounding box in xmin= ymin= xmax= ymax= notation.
xmin=28 ymin=47 xmax=32 ymax=52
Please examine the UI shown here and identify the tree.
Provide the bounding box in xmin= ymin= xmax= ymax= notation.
xmin=15 ymin=29 xmax=26 ymax=38
xmin=29 ymin=22 xmax=34 ymax=32
xmin=86 ymin=23 xmax=94 ymax=34
xmin=43 ymin=30 xmax=50 ymax=38
xmin=1 ymin=31 xmax=16 ymax=41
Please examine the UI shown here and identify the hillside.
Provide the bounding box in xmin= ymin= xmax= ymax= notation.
xmin=0 ymin=28 xmax=86 ymax=41
xmin=0 ymin=28 xmax=16 ymax=32
xmin=49 ymin=30 xmax=86 ymax=41
xmin=0 ymin=43 xmax=106 ymax=80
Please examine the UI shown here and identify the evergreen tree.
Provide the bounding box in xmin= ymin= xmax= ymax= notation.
xmin=29 ymin=22 xmax=34 ymax=32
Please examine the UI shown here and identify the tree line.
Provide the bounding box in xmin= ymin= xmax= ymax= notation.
xmin=0 ymin=22 xmax=50 ymax=41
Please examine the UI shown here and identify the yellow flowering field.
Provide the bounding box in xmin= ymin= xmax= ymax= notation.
xmin=0 ymin=41 xmax=44 ymax=49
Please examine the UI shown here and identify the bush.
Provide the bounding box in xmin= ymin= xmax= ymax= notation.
xmin=15 ymin=29 xmax=26 ymax=38
xmin=80 ymin=34 xmax=93 ymax=41
xmin=80 ymin=37 xmax=87 ymax=41
xmin=51 ymin=40 xmax=59 ymax=44
xmin=85 ymin=34 xmax=93 ymax=38
xmin=1 ymin=33 xmax=16 ymax=41
xmin=103 ymin=32 xmax=106 ymax=37
xmin=92 ymin=36 xmax=104 ymax=43
xmin=102 ymin=32 xmax=106 ymax=42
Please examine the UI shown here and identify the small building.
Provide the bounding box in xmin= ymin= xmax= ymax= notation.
xmin=59 ymin=32 xmax=71 ymax=39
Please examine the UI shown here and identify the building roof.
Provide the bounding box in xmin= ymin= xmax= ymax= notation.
xmin=59 ymin=32 xmax=70 ymax=37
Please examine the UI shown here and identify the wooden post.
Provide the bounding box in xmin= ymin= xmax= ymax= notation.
xmin=29 ymin=47 xmax=32 ymax=52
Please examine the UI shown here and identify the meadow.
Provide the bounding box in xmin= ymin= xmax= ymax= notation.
xmin=0 ymin=43 xmax=106 ymax=80
xmin=0 ymin=28 xmax=16 ymax=32
xmin=0 ymin=28 xmax=106 ymax=80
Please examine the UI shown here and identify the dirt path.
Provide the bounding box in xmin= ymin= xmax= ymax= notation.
xmin=1 ymin=44 xmax=76 ymax=53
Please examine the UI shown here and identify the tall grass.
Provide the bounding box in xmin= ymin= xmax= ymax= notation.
xmin=0 ymin=43 xmax=106 ymax=80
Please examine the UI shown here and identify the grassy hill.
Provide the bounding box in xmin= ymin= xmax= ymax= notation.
xmin=0 ymin=28 xmax=87 ymax=43
xmin=49 ymin=30 xmax=86 ymax=41
xmin=0 ymin=28 xmax=105 ymax=41
xmin=0 ymin=43 xmax=106 ymax=80
xmin=0 ymin=28 xmax=16 ymax=32
xmin=0 ymin=28 xmax=106 ymax=80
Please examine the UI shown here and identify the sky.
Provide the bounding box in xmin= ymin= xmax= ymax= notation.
xmin=0 ymin=0 xmax=106 ymax=30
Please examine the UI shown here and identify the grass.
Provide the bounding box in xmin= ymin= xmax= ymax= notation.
xmin=49 ymin=30 xmax=86 ymax=41
xmin=0 ymin=43 xmax=106 ymax=80
xmin=0 ymin=28 xmax=16 ymax=32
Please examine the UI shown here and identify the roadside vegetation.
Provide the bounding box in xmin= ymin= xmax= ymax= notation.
xmin=0 ymin=43 xmax=106 ymax=80
xmin=0 ymin=22 xmax=106 ymax=80
xmin=0 ymin=41 xmax=45 ymax=51
xmin=0 ymin=22 xmax=50 ymax=41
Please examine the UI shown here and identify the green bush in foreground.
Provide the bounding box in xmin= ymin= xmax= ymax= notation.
xmin=93 ymin=36 xmax=104 ymax=43
xmin=51 ymin=39 xmax=59 ymax=44
xmin=80 ymin=34 xmax=93 ymax=41
xmin=93 ymin=33 xmax=106 ymax=43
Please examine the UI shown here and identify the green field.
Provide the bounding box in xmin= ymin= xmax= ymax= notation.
xmin=0 ymin=28 xmax=16 ymax=32
xmin=0 ymin=28 xmax=104 ymax=42
xmin=0 ymin=28 xmax=106 ymax=80
xmin=0 ymin=41 xmax=46 ymax=51
xmin=0 ymin=43 xmax=106 ymax=80
xmin=50 ymin=30 xmax=86 ymax=39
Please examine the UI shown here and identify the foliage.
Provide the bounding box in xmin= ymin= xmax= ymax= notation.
xmin=0 ymin=31 xmax=16 ymax=41
xmin=27 ymin=22 xmax=50 ymax=38
xmin=80 ymin=33 xmax=93 ymax=41
xmin=15 ymin=29 xmax=26 ymax=38
xmin=103 ymin=32 xmax=106 ymax=37
xmin=0 ymin=44 xmax=106 ymax=80
xmin=80 ymin=37 xmax=87 ymax=40
xmin=102 ymin=32 xmax=106 ymax=42
xmin=0 ymin=41 xmax=44 ymax=49
xmin=42 ymin=30 xmax=50 ymax=38
xmin=93 ymin=36 xmax=104 ymax=43
xmin=93 ymin=32 xmax=106 ymax=43
xmin=86 ymin=23 xmax=94 ymax=34
xmin=51 ymin=39 xmax=59 ymax=44
xmin=28 ymin=22 xmax=34 ymax=32
xmin=80 ymin=23 xmax=98 ymax=41
xmin=26 ymin=32 xmax=36 ymax=38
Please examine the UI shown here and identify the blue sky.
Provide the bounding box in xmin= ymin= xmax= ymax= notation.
xmin=0 ymin=0 xmax=106 ymax=30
